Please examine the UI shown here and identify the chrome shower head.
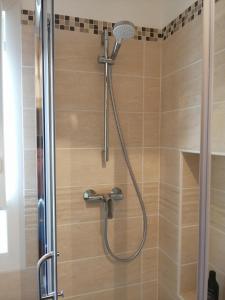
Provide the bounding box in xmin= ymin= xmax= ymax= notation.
xmin=113 ymin=20 xmax=135 ymax=43
xmin=110 ymin=20 xmax=135 ymax=60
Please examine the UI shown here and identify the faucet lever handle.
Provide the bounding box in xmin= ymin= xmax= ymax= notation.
xmin=83 ymin=190 xmax=104 ymax=203
xmin=110 ymin=187 xmax=123 ymax=201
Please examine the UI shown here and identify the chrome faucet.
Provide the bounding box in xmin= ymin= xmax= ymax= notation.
xmin=83 ymin=187 xmax=123 ymax=219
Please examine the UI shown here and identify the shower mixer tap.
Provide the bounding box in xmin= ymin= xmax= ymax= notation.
xmin=83 ymin=187 xmax=123 ymax=219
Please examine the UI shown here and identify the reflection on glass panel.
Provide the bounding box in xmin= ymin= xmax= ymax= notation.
xmin=209 ymin=0 xmax=225 ymax=299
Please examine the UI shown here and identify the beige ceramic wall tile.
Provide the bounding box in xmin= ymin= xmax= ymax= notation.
xmin=110 ymin=112 xmax=143 ymax=147
xmin=161 ymin=107 xmax=200 ymax=150
xmin=182 ymin=153 xmax=199 ymax=189
xmin=182 ymin=188 xmax=199 ymax=226
xmin=181 ymin=226 xmax=198 ymax=264
xmin=0 ymin=271 xmax=22 ymax=300
xmin=55 ymin=31 xmax=103 ymax=73
xmin=160 ymin=148 xmax=180 ymax=187
xmin=213 ymin=50 xmax=225 ymax=103
xmin=111 ymin=75 xmax=144 ymax=112
xmin=211 ymin=189 xmax=225 ymax=232
xmin=143 ymin=148 xmax=160 ymax=182
xmin=142 ymin=281 xmax=158 ymax=300
xmin=24 ymin=150 xmax=37 ymax=190
xmin=25 ymin=189 xmax=38 ymax=229
xmin=160 ymin=183 xmax=180 ymax=225
xmin=210 ymin=227 xmax=225 ymax=273
xmin=180 ymin=263 xmax=197 ymax=294
xmin=159 ymin=216 xmax=179 ymax=262
xmin=57 ymin=221 xmax=104 ymax=261
xmin=22 ymin=67 xmax=35 ymax=109
xmin=145 ymin=215 xmax=159 ymax=249
xmin=55 ymin=71 xmax=143 ymax=113
xmin=21 ymin=267 xmax=38 ymax=300
xmin=162 ymin=17 xmax=202 ymax=76
xmin=56 ymin=110 xmax=103 ymax=148
xmin=214 ymin=0 xmax=225 ymax=52
xmin=112 ymin=183 xmax=158 ymax=219
xmin=25 ymin=228 xmax=38 ymax=267
xmin=181 ymin=291 xmax=197 ymax=300
xmin=158 ymin=284 xmax=178 ymax=300
xmin=144 ymin=77 xmax=161 ymax=112
xmin=217 ymin=271 xmax=225 ymax=300
xmin=23 ymin=109 xmax=36 ymax=149
xmin=58 ymin=217 xmax=144 ymax=261
xmin=211 ymin=155 xmax=225 ymax=190
xmin=111 ymin=38 xmax=144 ymax=76
xmin=107 ymin=217 xmax=143 ymax=255
xmin=66 ymin=284 xmax=141 ymax=300
xmin=58 ymin=255 xmax=141 ymax=296
xmin=144 ymin=41 xmax=161 ymax=78
xmin=56 ymin=147 xmax=142 ymax=187
xmin=212 ymin=102 xmax=225 ymax=153
xmin=55 ymin=70 xmax=103 ymax=112
xmin=144 ymin=113 xmax=160 ymax=147
xmin=143 ymin=182 xmax=159 ymax=216
xmin=158 ymin=250 xmax=178 ymax=294
xmin=142 ymin=248 xmax=158 ymax=282
xmin=161 ymin=61 xmax=201 ymax=112
xmin=22 ymin=25 xmax=35 ymax=66
xmin=56 ymin=186 xmax=101 ymax=224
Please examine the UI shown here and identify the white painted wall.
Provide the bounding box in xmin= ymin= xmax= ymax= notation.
xmin=22 ymin=0 xmax=195 ymax=28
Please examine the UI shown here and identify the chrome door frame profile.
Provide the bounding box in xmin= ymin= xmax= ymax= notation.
xmin=198 ymin=0 xmax=215 ymax=299
xmin=35 ymin=0 xmax=63 ymax=299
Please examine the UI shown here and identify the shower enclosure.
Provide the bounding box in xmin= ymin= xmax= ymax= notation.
xmin=0 ymin=0 xmax=224 ymax=299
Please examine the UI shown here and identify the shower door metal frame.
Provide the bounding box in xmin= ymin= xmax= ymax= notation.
xmin=198 ymin=0 xmax=215 ymax=299
xmin=35 ymin=0 xmax=62 ymax=299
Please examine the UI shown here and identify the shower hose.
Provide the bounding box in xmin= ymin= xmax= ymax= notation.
xmin=103 ymin=64 xmax=148 ymax=262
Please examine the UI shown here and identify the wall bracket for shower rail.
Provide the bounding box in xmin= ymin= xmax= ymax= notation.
xmin=98 ymin=56 xmax=114 ymax=65
xmin=83 ymin=188 xmax=123 ymax=219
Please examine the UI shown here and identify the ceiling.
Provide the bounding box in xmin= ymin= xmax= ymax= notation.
xmin=22 ymin=0 xmax=196 ymax=28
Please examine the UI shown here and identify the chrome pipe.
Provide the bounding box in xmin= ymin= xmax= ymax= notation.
xmin=103 ymin=30 xmax=109 ymax=165
xmin=47 ymin=0 xmax=59 ymax=299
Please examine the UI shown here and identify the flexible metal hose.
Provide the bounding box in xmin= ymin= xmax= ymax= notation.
xmin=103 ymin=64 xmax=148 ymax=262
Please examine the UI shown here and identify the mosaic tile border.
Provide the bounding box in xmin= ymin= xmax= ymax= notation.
xmin=21 ymin=9 xmax=35 ymax=25
xmin=54 ymin=14 xmax=161 ymax=41
xmin=21 ymin=0 xmax=220 ymax=41
xmin=162 ymin=0 xmax=203 ymax=40
xmin=21 ymin=9 xmax=161 ymax=41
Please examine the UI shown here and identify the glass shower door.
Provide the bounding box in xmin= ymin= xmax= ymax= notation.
xmin=208 ymin=0 xmax=225 ymax=299
xmin=0 ymin=0 xmax=39 ymax=299
xmin=0 ymin=0 xmax=62 ymax=299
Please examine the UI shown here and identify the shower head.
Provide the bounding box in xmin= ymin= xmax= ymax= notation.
xmin=110 ymin=20 xmax=135 ymax=60
xmin=113 ymin=21 xmax=136 ymax=43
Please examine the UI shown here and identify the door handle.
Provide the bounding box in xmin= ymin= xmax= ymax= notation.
xmin=37 ymin=252 xmax=64 ymax=300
